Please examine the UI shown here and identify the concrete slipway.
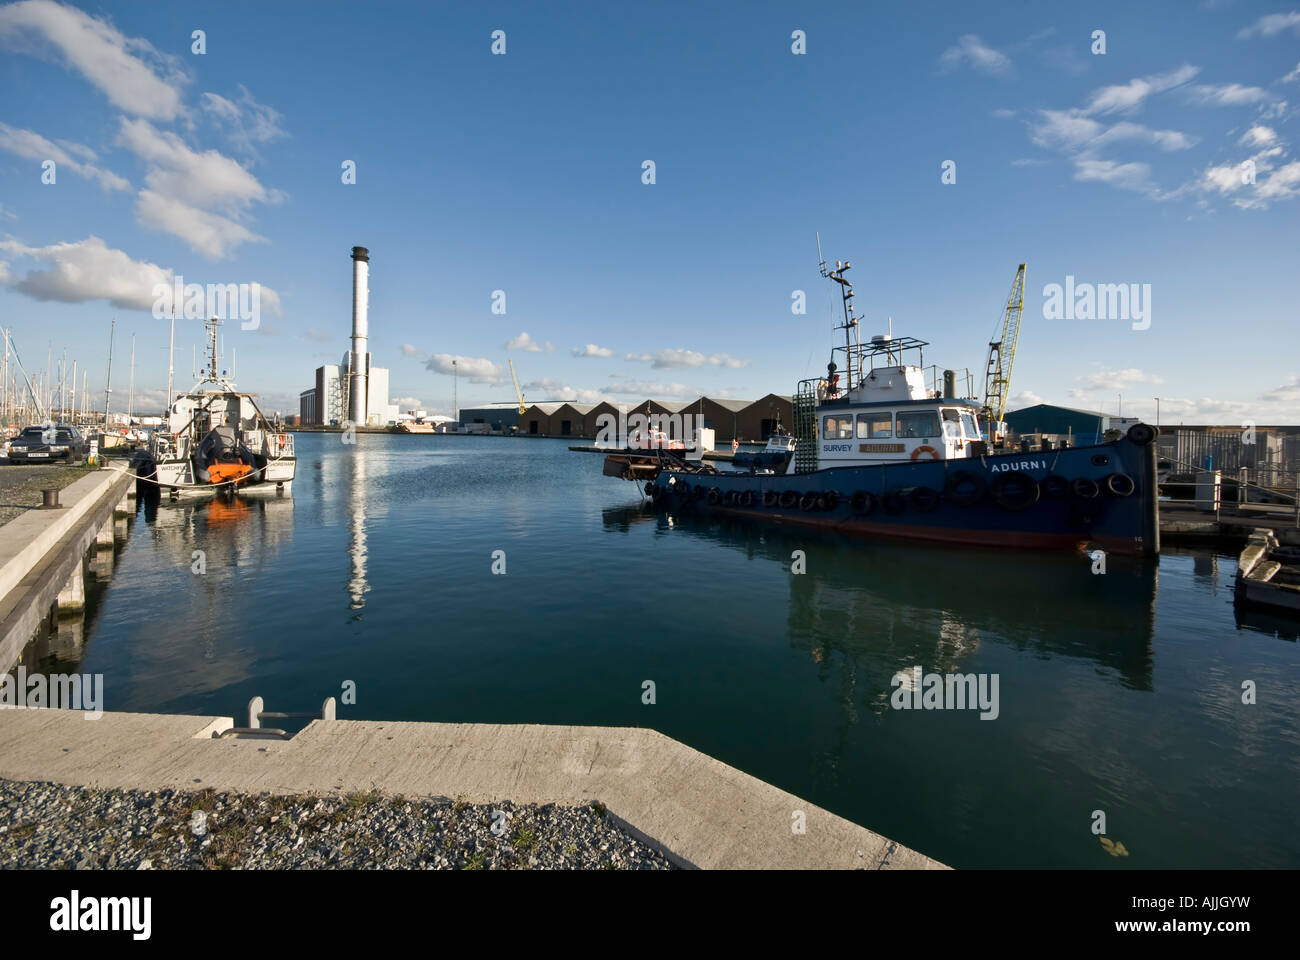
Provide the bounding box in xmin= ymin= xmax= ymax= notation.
xmin=0 ymin=709 xmax=947 ymax=870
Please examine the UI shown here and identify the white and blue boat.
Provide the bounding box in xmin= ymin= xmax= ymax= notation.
xmin=633 ymin=257 xmax=1160 ymax=556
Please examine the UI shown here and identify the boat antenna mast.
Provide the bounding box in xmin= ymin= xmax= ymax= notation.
xmin=817 ymin=234 xmax=862 ymax=394
xmin=204 ymin=316 xmax=224 ymax=384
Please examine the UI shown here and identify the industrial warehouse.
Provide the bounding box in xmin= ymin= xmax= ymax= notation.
xmin=462 ymin=394 xmax=794 ymax=442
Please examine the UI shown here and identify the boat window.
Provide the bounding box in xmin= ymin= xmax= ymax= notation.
xmin=856 ymin=417 xmax=871 ymax=439
xmin=823 ymin=416 xmax=852 ymax=439
xmin=866 ymin=415 xmax=893 ymax=439
xmin=960 ymin=413 xmax=979 ymax=438
xmin=896 ymin=410 xmax=940 ymax=439
xmin=942 ymin=409 xmax=960 ymax=422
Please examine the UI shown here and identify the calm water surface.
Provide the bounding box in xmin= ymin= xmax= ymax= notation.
xmin=31 ymin=433 xmax=1300 ymax=868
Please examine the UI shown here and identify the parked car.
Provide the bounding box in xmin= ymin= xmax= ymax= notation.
xmin=5 ymin=425 xmax=90 ymax=463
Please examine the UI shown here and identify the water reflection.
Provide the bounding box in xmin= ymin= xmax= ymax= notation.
xmin=346 ymin=445 xmax=369 ymax=612
xmin=604 ymin=503 xmax=1159 ymax=693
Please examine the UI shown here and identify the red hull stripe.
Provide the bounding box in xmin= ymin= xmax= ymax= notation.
xmin=705 ymin=506 xmax=1147 ymax=555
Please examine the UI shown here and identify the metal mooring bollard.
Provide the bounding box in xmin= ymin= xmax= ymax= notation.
xmin=40 ymin=488 xmax=62 ymax=509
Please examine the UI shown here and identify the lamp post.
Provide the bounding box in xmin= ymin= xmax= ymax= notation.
xmin=1154 ymin=397 xmax=1160 ymax=429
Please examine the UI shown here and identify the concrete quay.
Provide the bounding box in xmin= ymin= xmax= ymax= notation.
xmin=0 ymin=709 xmax=947 ymax=870
xmin=0 ymin=468 xmax=134 ymax=675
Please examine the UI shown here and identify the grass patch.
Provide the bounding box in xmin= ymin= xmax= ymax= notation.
xmin=462 ymin=851 xmax=487 ymax=870
xmin=511 ymin=828 xmax=536 ymax=852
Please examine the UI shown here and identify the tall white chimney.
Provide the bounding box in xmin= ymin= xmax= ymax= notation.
xmin=349 ymin=246 xmax=369 ymax=425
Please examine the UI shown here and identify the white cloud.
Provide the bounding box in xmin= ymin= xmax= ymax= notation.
xmin=1240 ymin=125 xmax=1278 ymax=147
xmin=605 ymin=378 xmax=700 ymax=399
xmin=625 ymin=348 xmax=750 ymax=369
xmin=571 ymin=343 xmax=613 ymax=357
xmin=0 ymin=234 xmax=168 ymax=309
xmin=1076 ymin=367 xmax=1164 ymax=392
xmin=391 ymin=395 xmax=422 ymax=409
xmin=117 ymin=118 xmax=278 ymax=258
xmin=1008 ymin=390 xmax=1044 ymax=408
xmin=135 ymin=188 xmax=266 ymax=260
xmin=1187 ymin=83 xmax=1271 ymax=106
xmin=939 ymin=35 xmax=1012 ymax=75
xmin=200 ymin=86 xmax=287 ymax=158
xmin=0 ymin=0 xmax=186 ymax=120
xmin=505 ymin=332 xmax=553 ymax=353
xmin=400 ymin=343 xmax=425 ymax=358
xmin=1072 ymin=159 xmax=1157 ymax=194
xmin=425 ymin=354 xmax=505 ymax=384
xmin=1082 ymin=65 xmax=1199 ymax=115
xmin=1284 ymin=61 xmax=1300 ymax=84
xmin=521 ymin=379 xmax=611 ymax=404
xmin=0 ymin=122 xmax=129 ymax=191
xmin=1237 ymin=12 xmax=1300 ymax=39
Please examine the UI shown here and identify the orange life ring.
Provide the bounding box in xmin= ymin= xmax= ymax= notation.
xmin=910 ymin=445 xmax=940 ymax=461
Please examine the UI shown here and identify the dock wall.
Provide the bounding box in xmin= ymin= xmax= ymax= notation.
xmin=0 ymin=469 xmax=134 ymax=674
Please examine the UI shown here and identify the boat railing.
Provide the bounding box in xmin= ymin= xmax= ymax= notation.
xmin=264 ymin=431 xmax=294 ymax=458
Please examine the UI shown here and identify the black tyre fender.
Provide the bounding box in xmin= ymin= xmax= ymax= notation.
xmin=991 ymin=471 xmax=1040 ymax=511
xmin=706 ymin=487 xmax=722 ymax=506
xmin=723 ymin=489 xmax=739 ymax=506
xmin=850 ymin=490 xmax=875 ymax=515
xmin=910 ymin=485 xmax=941 ymax=513
xmin=882 ymin=490 xmax=907 ymax=515
xmin=944 ymin=469 xmax=986 ymax=507
xmin=799 ymin=491 xmax=820 ymax=511
xmin=1072 ymin=477 xmax=1100 ymax=500
xmin=761 ymin=489 xmax=778 ymax=507
xmin=1127 ymin=423 xmax=1156 ymax=446
xmin=779 ymin=490 xmax=799 ymax=509
xmin=1040 ymin=474 xmax=1071 ymax=499
xmin=1105 ymin=473 xmax=1136 ymax=497
xmin=739 ymin=489 xmax=756 ymax=508
xmin=821 ymin=490 xmax=840 ymax=511
xmin=673 ymin=480 xmax=691 ymax=498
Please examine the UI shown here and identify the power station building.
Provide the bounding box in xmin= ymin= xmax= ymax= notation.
xmin=298 ymin=246 xmax=400 ymax=426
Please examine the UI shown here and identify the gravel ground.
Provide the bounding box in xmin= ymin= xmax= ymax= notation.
xmin=0 ymin=779 xmax=676 ymax=870
xmin=0 ymin=463 xmax=96 ymax=526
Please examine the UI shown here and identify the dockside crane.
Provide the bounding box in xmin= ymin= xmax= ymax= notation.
xmin=981 ymin=263 xmax=1026 ymax=446
xmin=508 ymin=358 xmax=526 ymax=414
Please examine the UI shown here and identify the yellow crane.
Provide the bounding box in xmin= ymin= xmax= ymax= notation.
xmin=981 ymin=263 xmax=1026 ymax=443
xmin=508 ymin=358 xmax=526 ymax=414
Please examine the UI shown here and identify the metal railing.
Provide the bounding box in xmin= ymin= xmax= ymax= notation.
xmin=1161 ymin=457 xmax=1300 ymax=527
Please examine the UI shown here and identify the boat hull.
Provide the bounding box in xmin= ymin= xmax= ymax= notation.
xmin=148 ymin=456 xmax=296 ymax=496
xmin=647 ymin=432 xmax=1159 ymax=556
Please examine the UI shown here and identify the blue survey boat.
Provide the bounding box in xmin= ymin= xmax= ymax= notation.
xmin=631 ymin=255 xmax=1160 ymax=556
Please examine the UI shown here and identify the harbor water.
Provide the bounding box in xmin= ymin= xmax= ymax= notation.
xmin=29 ymin=433 xmax=1300 ymax=868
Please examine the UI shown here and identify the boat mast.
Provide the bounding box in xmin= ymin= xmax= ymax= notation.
xmin=818 ymin=238 xmax=861 ymax=393
xmin=166 ymin=304 xmax=175 ymax=406
xmin=103 ymin=319 xmax=115 ymax=429
xmin=127 ymin=334 xmax=135 ymax=422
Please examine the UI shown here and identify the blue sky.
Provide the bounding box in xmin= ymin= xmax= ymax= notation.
xmin=1 ymin=0 xmax=1298 ymax=423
